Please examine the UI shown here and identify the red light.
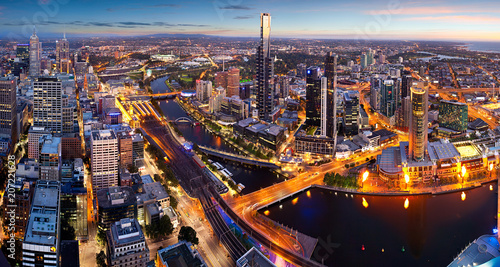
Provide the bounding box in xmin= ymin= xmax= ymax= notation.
xmin=362 ymin=245 xmax=365 ymax=251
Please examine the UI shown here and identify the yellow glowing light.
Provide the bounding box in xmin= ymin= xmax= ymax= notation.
xmin=362 ymin=171 xmax=369 ymax=183
xmin=362 ymin=197 xmax=369 ymax=208
xmin=306 ymin=191 xmax=311 ymax=198
xmin=404 ymin=174 xmax=410 ymax=184
xmin=404 ymin=198 xmax=409 ymax=209
xmin=264 ymin=210 xmax=270 ymax=216
xmin=292 ymin=197 xmax=298 ymax=205
xmin=490 ymin=163 xmax=494 ymax=171
xmin=490 ymin=185 xmax=494 ymax=191
xmin=461 ymin=166 xmax=467 ymax=177
xmin=461 ymin=192 xmax=466 ymax=201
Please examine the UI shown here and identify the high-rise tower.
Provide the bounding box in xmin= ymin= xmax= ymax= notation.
xmin=29 ymin=27 xmax=40 ymax=77
xmin=409 ymin=81 xmax=429 ymax=162
xmin=256 ymin=13 xmax=274 ymax=122
xmin=56 ymin=33 xmax=70 ymax=73
xmin=306 ymin=66 xmax=322 ymax=127
xmin=0 ymin=76 xmax=17 ymax=144
xmin=324 ymin=52 xmax=337 ymax=139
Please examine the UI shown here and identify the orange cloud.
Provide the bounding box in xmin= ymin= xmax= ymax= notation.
xmin=399 ymin=15 xmax=500 ymax=24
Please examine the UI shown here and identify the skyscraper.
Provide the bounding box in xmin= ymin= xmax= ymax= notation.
xmin=409 ymin=81 xmax=429 ymax=162
xmin=227 ymin=67 xmax=240 ymax=97
xmin=320 ymin=77 xmax=328 ymax=137
xmin=56 ymin=34 xmax=70 ymax=73
xmin=195 ymin=80 xmax=212 ymax=102
xmin=380 ymin=79 xmax=396 ymax=117
xmin=324 ymin=52 xmax=337 ymax=139
xmin=256 ymin=13 xmax=274 ymax=122
xmin=343 ymin=91 xmax=360 ymax=137
xmin=438 ymin=100 xmax=468 ymax=132
xmin=29 ymin=27 xmax=40 ymax=77
xmin=91 ymin=130 xmax=119 ymax=197
xmin=0 ymin=76 xmax=17 ymax=144
xmin=16 ymin=44 xmax=30 ymax=61
xmin=33 ymin=77 xmax=64 ymax=133
xmin=22 ymin=180 xmax=61 ymax=267
xmin=306 ymin=66 xmax=322 ymax=127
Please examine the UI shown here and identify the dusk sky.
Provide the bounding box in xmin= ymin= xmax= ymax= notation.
xmin=1 ymin=0 xmax=500 ymax=41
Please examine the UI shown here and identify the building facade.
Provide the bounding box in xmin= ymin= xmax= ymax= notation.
xmin=256 ymin=13 xmax=274 ymax=122
xmin=107 ymin=218 xmax=149 ymax=267
xmin=0 ymin=76 xmax=17 ymax=144
xmin=91 ymin=130 xmax=119 ymax=196
xmin=409 ymin=81 xmax=429 ymax=161
xmin=438 ymin=100 xmax=468 ymax=132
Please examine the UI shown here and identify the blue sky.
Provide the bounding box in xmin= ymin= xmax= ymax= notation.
xmin=1 ymin=0 xmax=500 ymax=41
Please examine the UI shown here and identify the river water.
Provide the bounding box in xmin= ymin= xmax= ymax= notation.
xmin=150 ymin=76 xmax=284 ymax=193
xmin=262 ymin=184 xmax=497 ymax=266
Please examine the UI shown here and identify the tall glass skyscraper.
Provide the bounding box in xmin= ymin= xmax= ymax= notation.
xmin=324 ymin=52 xmax=337 ymax=139
xmin=409 ymin=81 xmax=429 ymax=162
xmin=256 ymin=13 xmax=274 ymax=122
xmin=438 ymin=100 xmax=468 ymax=132
xmin=29 ymin=27 xmax=40 ymax=77
xmin=306 ymin=66 xmax=322 ymax=127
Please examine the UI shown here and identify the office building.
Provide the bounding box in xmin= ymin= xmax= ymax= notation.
xmin=56 ymin=35 xmax=70 ymax=73
xmin=0 ymin=76 xmax=17 ymax=144
xmin=16 ymin=44 xmax=30 ymax=61
xmin=237 ymin=247 xmax=276 ymax=267
xmin=28 ymin=126 xmax=51 ymax=160
xmin=320 ymin=77 xmax=328 ymax=137
xmin=2 ymin=178 xmax=34 ymax=238
xmin=380 ymin=79 xmax=396 ymax=117
xmin=132 ymin=133 xmax=144 ymax=163
xmin=107 ymin=218 xmax=149 ymax=267
xmin=343 ymin=91 xmax=360 ymax=137
xmin=438 ymin=100 xmax=468 ymax=132
xmin=136 ymin=182 xmax=170 ymax=226
xmin=91 ymin=130 xmax=119 ymax=195
xmin=324 ymin=52 xmax=338 ymax=140
xmin=157 ymin=241 xmax=207 ymax=267
xmin=39 ymin=135 xmax=62 ymax=181
xmin=296 ymin=63 xmax=307 ymax=78
xmin=396 ymin=96 xmax=411 ymax=131
xmin=227 ymin=67 xmax=240 ymax=97
xmin=214 ymin=71 xmax=228 ymax=89
xmin=209 ymin=86 xmax=226 ymax=113
xmin=117 ymin=131 xmax=133 ymax=169
xmin=306 ymin=66 xmax=322 ymax=127
xmin=409 ymin=81 xmax=429 ymax=161
xmin=22 ymin=181 xmax=61 ymax=267
xmin=97 ymin=186 xmax=136 ymax=231
xmin=256 ymin=13 xmax=274 ymax=122
xmin=29 ymin=27 xmax=41 ymax=77
xmin=60 ymin=181 xmax=88 ymax=240
xmin=33 ymin=77 xmax=71 ymax=134
xmin=195 ymin=80 xmax=212 ymax=102
xmin=401 ymin=75 xmax=412 ymax=99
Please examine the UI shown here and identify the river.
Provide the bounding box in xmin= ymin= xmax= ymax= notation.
xmin=150 ymin=76 xmax=284 ymax=193
xmin=262 ymin=184 xmax=497 ymax=266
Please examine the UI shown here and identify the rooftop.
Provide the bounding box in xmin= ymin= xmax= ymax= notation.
xmin=40 ymin=136 xmax=61 ymax=155
xmin=91 ymin=129 xmax=117 ymax=141
xmin=428 ymin=140 xmax=461 ymax=161
xmin=448 ymin=235 xmax=500 ymax=267
xmin=157 ymin=241 xmax=207 ymax=267
xmin=97 ymin=186 xmax=136 ymax=209
xmin=24 ymin=181 xmax=60 ymax=246
xmin=110 ymin=218 xmax=145 ymax=245
xmin=237 ymin=247 xmax=276 ymax=267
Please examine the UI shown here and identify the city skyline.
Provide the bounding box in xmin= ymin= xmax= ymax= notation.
xmin=1 ymin=0 xmax=500 ymax=41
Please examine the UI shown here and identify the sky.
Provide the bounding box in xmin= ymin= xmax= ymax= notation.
xmin=1 ymin=0 xmax=500 ymax=41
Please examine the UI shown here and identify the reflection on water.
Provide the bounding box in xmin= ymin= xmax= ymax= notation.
xmin=151 ymin=76 xmax=284 ymax=193
xmin=263 ymin=185 xmax=497 ymax=266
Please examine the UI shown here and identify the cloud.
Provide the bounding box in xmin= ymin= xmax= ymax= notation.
xmin=87 ymin=22 xmax=114 ymax=27
xmin=118 ymin=22 xmax=152 ymax=26
xmin=152 ymin=4 xmax=180 ymax=8
xmin=233 ymin=15 xmax=253 ymax=20
xmin=219 ymin=5 xmax=252 ymax=10
xmin=399 ymin=15 xmax=500 ymax=24
xmin=366 ymin=4 xmax=500 ymax=15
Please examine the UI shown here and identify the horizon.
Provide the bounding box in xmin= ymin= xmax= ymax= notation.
xmin=1 ymin=0 xmax=500 ymax=42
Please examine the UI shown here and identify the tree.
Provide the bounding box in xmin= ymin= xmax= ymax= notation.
xmin=127 ymin=164 xmax=139 ymax=174
xmin=97 ymin=230 xmax=107 ymax=246
xmin=96 ymin=251 xmax=107 ymax=267
xmin=178 ymin=226 xmax=199 ymax=245
xmin=145 ymin=215 xmax=174 ymax=239
xmin=170 ymin=196 xmax=178 ymax=210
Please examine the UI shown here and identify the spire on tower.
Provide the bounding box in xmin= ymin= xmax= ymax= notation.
xmin=33 ymin=25 xmax=36 ymax=36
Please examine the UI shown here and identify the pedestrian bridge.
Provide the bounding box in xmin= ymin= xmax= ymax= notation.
xmin=198 ymin=145 xmax=279 ymax=169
